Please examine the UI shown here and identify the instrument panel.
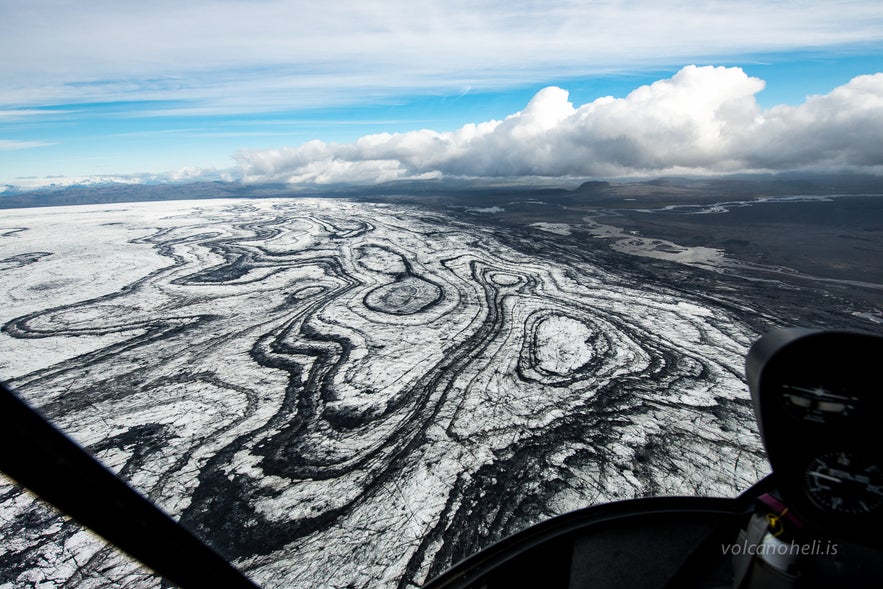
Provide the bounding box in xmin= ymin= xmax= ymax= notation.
xmin=747 ymin=329 xmax=883 ymax=546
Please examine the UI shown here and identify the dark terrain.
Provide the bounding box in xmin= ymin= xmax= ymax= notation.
xmin=352 ymin=176 xmax=883 ymax=311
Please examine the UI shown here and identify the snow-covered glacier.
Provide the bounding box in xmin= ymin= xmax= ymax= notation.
xmin=1 ymin=198 xmax=775 ymax=587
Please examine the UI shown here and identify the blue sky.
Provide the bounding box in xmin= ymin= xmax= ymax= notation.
xmin=2 ymin=1 xmax=882 ymax=186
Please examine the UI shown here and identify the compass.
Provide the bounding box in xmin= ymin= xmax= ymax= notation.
xmin=805 ymin=451 xmax=883 ymax=514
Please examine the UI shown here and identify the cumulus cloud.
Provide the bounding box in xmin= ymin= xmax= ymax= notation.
xmin=164 ymin=165 xmax=228 ymax=182
xmin=234 ymin=66 xmax=883 ymax=183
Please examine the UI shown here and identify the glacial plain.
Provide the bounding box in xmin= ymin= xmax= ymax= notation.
xmin=0 ymin=194 xmax=877 ymax=587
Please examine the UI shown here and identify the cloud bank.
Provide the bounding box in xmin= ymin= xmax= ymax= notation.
xmin=234 ymin=66 xmax=883 ymax=183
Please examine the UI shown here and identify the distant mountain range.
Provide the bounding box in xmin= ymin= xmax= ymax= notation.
xmin=1 ymin=172 xmax=882 ymax=209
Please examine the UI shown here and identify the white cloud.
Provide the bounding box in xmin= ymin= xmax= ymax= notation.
xmin=735 ymin=74 xmax=883 ymax=170
xmin=165 ymin=166 xmax=222 ymax=182
xmin=1 ymin=1 xmax=882 ymax=111
xmin=0 ymin=109 xmax=73 ymax=119
xmin=0 ymin=139 xmax=55 ymax=151
xmin=235 ymin=66 xmax=883 ymax=183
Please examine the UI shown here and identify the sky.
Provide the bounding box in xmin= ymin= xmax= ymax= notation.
xmin=1 ymin=0 xmax=883 ymax=187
